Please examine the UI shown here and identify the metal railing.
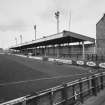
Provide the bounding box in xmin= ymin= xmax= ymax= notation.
xmin=1 ymin=72 xmax=105 ymax=105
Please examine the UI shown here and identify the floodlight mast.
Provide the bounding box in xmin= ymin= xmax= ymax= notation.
xmin=20 ymin=35 xmax=22 ymax=45
xmin=34 ymin=25 xmax=36 ymax=40
xmin=15 ymin=37 xmax=17 ymax=45
xmin=69 ymin=10 xmax=71 ymax=31
xmin=55 ymin=11 xmax=60 ymax=33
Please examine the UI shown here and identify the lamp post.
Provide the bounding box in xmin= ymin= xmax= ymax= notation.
xmin=55 ymin=11 xmax=60 ymax=33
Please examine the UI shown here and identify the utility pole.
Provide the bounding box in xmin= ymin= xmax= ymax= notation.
xmin=34 ymin=25 xmax=36 ymax=40
xmin=55 ymin=11 xmax=60 ymax=33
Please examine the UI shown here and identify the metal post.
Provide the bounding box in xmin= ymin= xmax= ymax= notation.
xmin=22 ymin=100 xmax=26 ymax=105
xmin=72 ymin=85 xmax=76 ymax=104
xmin=35 ymin=47 xmax=37 ymax=56
xmin=53 ymin=45 xmax=55 ymax=57
xmin=62 ymin=83 xmax=68 ymax=105
xmin=45 ymin=46 xmax=46 ymax=57
xmin=100 ymin=73 xmax=104 ymax=90
xmin=47 ymin=45 xmax=49 ymax=56
xmin=87 ymin=77 xmax=91 ymax=95
xmin=57 ymin=44 xmax=60 ymax=58
xmin=82 ymin=41 xmax=85 ymax=60
xmin=50 ymin=89 xmax=54 ymax=105
xmin=91 ymin=76 xmax=97 ymax=96
xmin=79 ymin=79 xmax=83 ymax=103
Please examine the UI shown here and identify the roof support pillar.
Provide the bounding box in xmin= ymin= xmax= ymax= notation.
xmin=35 ymin=47 xmax=37 ymax=56
xmin=52 ymin=45 xmax=55 ymax=56
xmin=47 ymin=46 xmax=49 ymax=56
xmin=82 ymin=41 xmax=85 ymax=60
xmin=40 ymin=47 xmax=43 ymax=55
xmin=44 ymin=46 xmax=46 ymax=57
xmin=57 ymin=44 xmax=60 ymax=58
xmin=68 ymin=43 xmax=70 ymax=57
xmin=39 ymin=46 xmax=40 ymax=56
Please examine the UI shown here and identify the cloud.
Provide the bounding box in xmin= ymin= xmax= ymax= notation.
xmin=0 ymin=19 xmax=30 ymax=32
xmin=0 ymin=0 xmax=105 ymax=48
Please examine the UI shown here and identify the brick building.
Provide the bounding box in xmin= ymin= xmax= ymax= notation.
xmin=96 ymin=14 xmax=105 ymax=55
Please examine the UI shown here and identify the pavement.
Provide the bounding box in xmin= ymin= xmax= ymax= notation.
xmin=81 ymin=89 xmax=105 ymax=105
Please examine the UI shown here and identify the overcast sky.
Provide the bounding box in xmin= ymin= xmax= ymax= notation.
xmin=0 ymin=0 xmax=105 ymax=48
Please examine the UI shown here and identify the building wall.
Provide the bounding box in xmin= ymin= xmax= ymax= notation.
xmin=96 ymin=14 xmax=105 ymax=55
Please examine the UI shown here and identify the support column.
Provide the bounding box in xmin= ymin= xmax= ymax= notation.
xmin=47 ymin=45 xmax=49 ymax=56
xmin=39 ymin=47 xmax=40 ymax=55
xmin=82 ymin=41 xmax=85 ymax=60
xmin=63 ymin=44 xmax=65 ymax=57
xmin=44 ymin=46 xmax=46 ymax=57
xmin=57 ymin=44 xmax=60 ymax=58
xmin=53 ymin=45 xmax=55 ymax=57
xmin=35 ymin=47 xmax=37 ymax=56
xmin=42 ymin=46 xmax=44 ymax=56
xmin=68 ymin=43 xmax=70 ymax=57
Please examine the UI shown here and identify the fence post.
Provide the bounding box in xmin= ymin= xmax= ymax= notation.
xmin=87 ymin=77 xmax=91 ymax=96
xmin=50 ymin=89 xmax=54 ymax=105
xmin=22 ymin=100 xmax=26 ymax=105
xmin=72 ymin=85 xmax=75 ymax=105
xmin=62 ymin=83 xmax=68 ymax=105
xmin=100 ymin=73 xmax=104 ymax=90
xmin=79 ymin=79 xmax=83 ymax=104
xmin=91 ymin=75 xmax=97 ymax=96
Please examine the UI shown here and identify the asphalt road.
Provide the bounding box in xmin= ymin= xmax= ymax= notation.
xmin=0 ymin=54 xmax=98 ymax=102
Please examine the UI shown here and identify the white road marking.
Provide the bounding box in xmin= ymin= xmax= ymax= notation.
xmin=0 ymin=72 xmax=90 ymax=86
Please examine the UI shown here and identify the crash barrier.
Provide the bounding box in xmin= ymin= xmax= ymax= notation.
xmin=1 ymin=72 xmax=105 ymax=105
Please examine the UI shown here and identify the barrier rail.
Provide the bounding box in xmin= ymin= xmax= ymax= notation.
xmin=1 ymin=72 xmax=105 ymax=105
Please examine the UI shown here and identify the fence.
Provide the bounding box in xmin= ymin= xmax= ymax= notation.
xmin=1 ymin=72 xmax=105 ymax=105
